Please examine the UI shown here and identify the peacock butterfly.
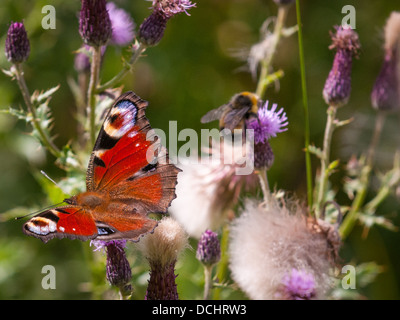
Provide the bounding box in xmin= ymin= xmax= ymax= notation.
xmin=23 ymin=91 xmax=180 ymax=243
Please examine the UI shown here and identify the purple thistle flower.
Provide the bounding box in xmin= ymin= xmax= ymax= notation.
xmin=371 ymin=51 xmax=399 ymax=111
xmin=91 ymin=240 xmax=132 ymax=296
xmin=149 ymin=0 xmax=196 ymax=18
xmin=139 ymin=0 xmax=195 ymax=46
xmin=322 ymin=26 xmax=360 ymax=107
xmin=246 ymin=101 xmax=288 ymax=144
xmin=279 ymin=268 xmax=317 ymax=300
xmin=138 ymin=10 xmax=168 ymax=47
xmin=107 ymin=2 xmax=135 ymax=46
xmin=196 ymin=229 xmax=221 ymax=266
xmin=371 ymin=12 xmax=400 ymax=112
xmin=79 ymin=0 xmax=112 ymax=47
xmin=5 ymin=22 xmax=30 ymax=64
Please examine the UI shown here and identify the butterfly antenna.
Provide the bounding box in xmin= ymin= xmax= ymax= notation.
xmin=15 ymin=201 xmax=65 ymax=220
xmin=40 ymin=170 xmax=71 ymax=198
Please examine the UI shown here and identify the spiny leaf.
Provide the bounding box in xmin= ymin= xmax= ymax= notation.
xmin=31 ymin=85 xmax=60 ymax=104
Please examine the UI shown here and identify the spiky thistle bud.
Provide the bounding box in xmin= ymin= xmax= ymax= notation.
xmin=371 ymin=12 xmax=400 ymax=112
xmin=196 ymin=229 xmax=221 ymax=266
xmin=322 ymin=26 xmax=360 ymax=107
xmin=137 ymin=217 xmax=189 ymax=300
xmin=91 ymin=239 xmax=132 ymax=298
xmin=79 ymin=0 xmax=112 ymax=47
xmin=5 ymin=22 xmax=30 ymax=64
xmin=138 ymin=10 xmax=168 ymax=47
xmin=138 ymin=0 xmax=195 ymax=47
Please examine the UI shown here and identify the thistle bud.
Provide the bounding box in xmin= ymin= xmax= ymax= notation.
xmin=5 ymin=22 xmax=30 ymax=64
xmin=138 ymin=0 xmax=195 ymax=47
xmin=196 ymin=229 xmax=221 ymax=266
xmin=371 ymin=12 xmax=400 ymax=112
xmin=137 ymin=217 xmax=189 ymax=300
xmin=91 ymin=239 xmax=132 ymax=298
xmin=138 ymin=10 xmax=168 ymax=47
xmin=79 ymin=0 xmax=112 ymax=47
xmin=253 ymin=140 xmax=275 ymax=170
xmin=323 ymin=26 xmax=360 ymax=107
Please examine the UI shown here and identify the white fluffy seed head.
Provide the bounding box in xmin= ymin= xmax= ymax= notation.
xmin=229 ymin=197 xmax=336 ymax=300
xmin=384 ymin=12 xmax=400 ymax=53
xmin=137 ymin=217 xmax=189 ymax=267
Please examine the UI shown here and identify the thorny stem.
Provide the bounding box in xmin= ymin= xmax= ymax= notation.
xmin=13 ymin=63 xmax=61 ymax=158
xmin=96 ymin=43 xmax=146 ymax=93
xmin=316 ymin=105 xmax=337 ymax=217
xmin=255 ymin=5 xmax=289 ymax=99
xmin=296 ymin=0 xmax=313 ymax=210
xmin=339 ymin=112 xmax=386 ymax=239
xmin=88 ymin=46 xmax=102 ymax=146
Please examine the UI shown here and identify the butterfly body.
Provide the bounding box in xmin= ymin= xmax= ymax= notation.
xmin=23 ymin=92 xmax=179 ymax=243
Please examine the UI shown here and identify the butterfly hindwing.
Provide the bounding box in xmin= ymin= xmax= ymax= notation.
xmin=22 ymin=206 xmax=97 ymax=243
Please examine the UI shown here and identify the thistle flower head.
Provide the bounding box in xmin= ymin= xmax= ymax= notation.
xmin=371 ymin=12 xmax=400 ymax=112
xmin=5 ymin=21 xmax=30 ymax=64
xmin=107 ymin=2 xmax=135 ymax=46
xmin=137 ymin=217 xmax=188 ymax=300
xmin=79 ymin=0 xmax=112 ymax=47
xmin=138 ymin=10 xmax=168 ymax=47
xmin=277 ymin=269 xmax=317 ymax=300
xmin=323 ymin=26 xmax=360 ymax=107
xmin=246 ymin=101 xmax=288 ymax=144
xmin=139 ymin=0 xmax=195 ymax=46
xmin=149 ymin=0 xmax=196 ymax=18
xmin=91 ymin=239 xmax=132 ymax=295
xmin=170 ymin=140 xmax=258 ymax=238
xmin=229 ymin=197 xmax=337 ymax=300
xmin=383 ymin=12 xmax=400 ymax=54
xmin=196 ymin=229 xmax=221 ymax=266
xmin=328 ymin=25 xmax=360 ymax=55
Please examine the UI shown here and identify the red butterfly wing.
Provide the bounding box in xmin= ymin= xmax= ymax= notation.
xmin=23 ymin=92 xmax=179 ymax=242
xmin=86 ymin=91 xmax=180 ymax=214
xmin=22 ymin=207 xmax=97 ymax=243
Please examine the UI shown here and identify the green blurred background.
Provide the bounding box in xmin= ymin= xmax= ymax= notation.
xmin=0 ymin=0 xmax=399 ymax=299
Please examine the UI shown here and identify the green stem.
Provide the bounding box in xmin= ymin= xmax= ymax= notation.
xmin=255 ymin=5 xmax=289 ymax=98
xmin=295 ymin=0 xmax=313 ymax=210
xmin=212 ymin=225 xmax=229 ymax=300
xmin=257 ymin=169 xmax=270 ymax=202
xmin=96 ymin=44 xmax=146 ymax=93
xmin=203 ymin=265 xmax=213 ymax=300
xmin=339 ymin=112 xmax=386 ymax=239
xmin=316 ymin=105 xmax=337 ymax=216
xmin=87 ymin=46 xmax=102 ymax=146
xmin=14 ymin=63 xmax=61 ymax=158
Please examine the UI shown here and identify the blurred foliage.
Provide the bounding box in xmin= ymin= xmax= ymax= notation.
xmin=0 ymin=0 xmax=399 ymax=299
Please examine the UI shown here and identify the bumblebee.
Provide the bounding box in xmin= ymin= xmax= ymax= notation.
xmin=201 ymin=92 xmax=260 ymax=131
